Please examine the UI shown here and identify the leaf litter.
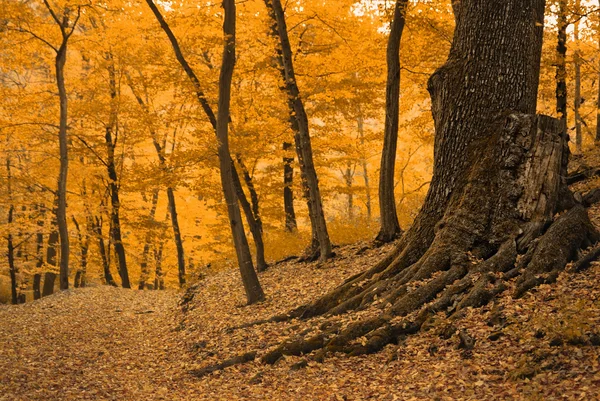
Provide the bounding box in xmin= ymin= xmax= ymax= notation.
xmin=0 ymin=238 xmax=599 ymax=400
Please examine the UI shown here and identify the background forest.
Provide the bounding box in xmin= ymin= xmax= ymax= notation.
xmin=0 ymin=0 xmax=597 ymax=302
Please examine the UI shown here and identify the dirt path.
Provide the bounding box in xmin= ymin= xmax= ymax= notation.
xmin=0 ymin=286 xmax=191 ymax=401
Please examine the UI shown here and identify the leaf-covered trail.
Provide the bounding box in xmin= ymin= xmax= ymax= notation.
xmin=0 ymin=287 xmax=189 ymax=401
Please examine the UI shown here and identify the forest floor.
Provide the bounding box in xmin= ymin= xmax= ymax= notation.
xmin=1 ymin=239 xmax=599 ymax=400
xmin=2 ymin=159 xmax=600 ymax=400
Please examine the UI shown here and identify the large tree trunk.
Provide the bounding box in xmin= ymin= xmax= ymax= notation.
xmin=265 ymin=0 xmax=333 ymax=261
xmin=376 ymin=0 xmax=408 ymax=243
xmin=193 ymin=0 xmax=600 ymax=374
xmin=105 ymin=57 xmax=130 ymax=289
xmin=282 ymin=142 xmax=297 ymax=232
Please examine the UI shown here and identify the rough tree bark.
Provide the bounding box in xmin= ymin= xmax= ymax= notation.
xmin=264 ymin=0 xmax=333 ymax=260
xmin=377 ymin=0 xmax=408 ymax=243
xmin=556 ymin=0 xmax=568 ymax=122
xmin=193 ymin=0 xmax=599 ymax=375
xmin=146 ymin=0 xmax=264 ymax=303
xmin=282 ymin=142 xmax=298 ymax=232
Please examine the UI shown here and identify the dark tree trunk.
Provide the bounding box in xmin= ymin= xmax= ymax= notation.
xmin=597 ymin=14 xmax=600 ymax=143
xmin=105 ymin=57 xmax=130 ymax=289
xmin=71 ymin=216 xmax=88 ymax=288
xmin=154 ymin=242 xmax=165 ymax=291
xmin=92 ymin=216 xmax=117 ymax=287
xmin=574 ymin=0 xmax=582 ymax=154
xmin=215 ymin=0 xmax=264 ymax=303
xmin=6 ymin=158 xmax=17 ymax=305
xmin=193 ymin=0 xmax=600 ymax=373
xmin=376 ymin=0 xmax=408 ymax=243
xmin=282 ymin=142 xmax=297 ymax=231
xmin=139 ymin=189 xmax=159 ymax=290
xmin=234 ymin=156 xmax=267 ymax=271
xmin=556 ymin=0 xmax=568 ymax=122
xmin=33 ymin=204 xmax=44 ymax=300
xmin=167 ymin=187 xmax=187 ymax=286
xmin=55 ymin=41 xmax=70 ymax=291
xmin=33 ymin=274 xmax=41 ymax=300
xmin=43 ymin=202 xmax=59 ymax=297
xmin=264 ymin=0 xmax=333 ymax=261
xmin=146 ymin=0 xmax=264 ymax=303
xmin=42 ymin=273 xmax=56 ymax=298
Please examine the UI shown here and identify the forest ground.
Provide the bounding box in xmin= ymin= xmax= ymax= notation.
xmin=2 ymin=172 xmax=600 ymax=400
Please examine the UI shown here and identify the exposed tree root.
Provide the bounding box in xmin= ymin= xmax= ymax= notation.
xmin=191 ymin=114 xmax=600 ymax=378
xmin=190 ymin=351 xmax=256 ymax=378
xmin=566 ymin=166 xmax=600 ymax=185
xmin=573 ymin=242 xmax=600 ymax=272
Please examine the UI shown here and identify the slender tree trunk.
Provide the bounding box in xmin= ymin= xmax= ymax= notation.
xmin=357 ymin=110 xmax=372 ymax=220
xmin=232 ymin=158 xmax=267 ymax=272
xmin=127 ymin=78 xmax=187 ymax=288
xmin=139 ymin=189 xmax=159 ymax=290
xmin=574 ymin=0 xmax=583 ymax=153
xmin=597 ymin=12 xmax=600 ymax=143
xmin=33 ymin=204 xmax=44 ymax=300
xmin=282 ymin=142 xmax=297 ymax=231
xmin=344 ymin=163 xmax=354 ymax=221
xmin=167 ymin=187 xmax=187 ymax=286
xmin=216 ymin=0 xmax=264 ymax=303
xmin=71 ymin=216 xmax=88 ymax=288
xmin=154 ymin=242 xmax=165 ymax=291
xmin=146 ymin=0 xmax=264 ymax=303
xmin=6 ymin=157 xmax=17 ymax=305
xmin=377 ymin=0 xmax=408 ymax=243
xmin=557 ymin=0 xmax=568 ymax=123
xmin=92 ymin=216 xmax=117 ymax=286
xmin=105 ymin=58 xmax=130 ymax=289
xmin=265 ymin=0 xmax=332 ymax=260
xmin=42 ymin=200 xmax=59 ymax=297
xmin=55 ymin=42 xmax=69 ymax=291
